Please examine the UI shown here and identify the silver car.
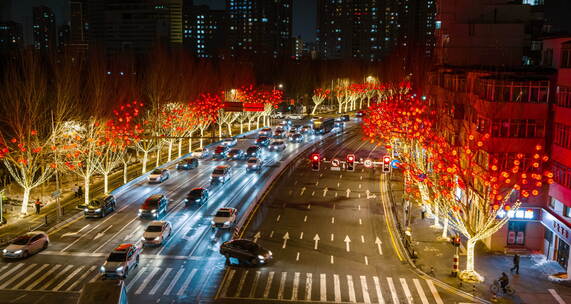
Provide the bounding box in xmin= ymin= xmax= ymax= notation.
xmin=3 ymin=231 xmax=49 ymax=259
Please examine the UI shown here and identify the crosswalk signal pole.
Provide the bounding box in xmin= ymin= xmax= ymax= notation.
xmin=346 ymin=154 xmax=355 ymax=172
xmin=311 ymin=153 xmax=320 ymax=171
xmin=382 ymin=156 xmax=391 ymax=173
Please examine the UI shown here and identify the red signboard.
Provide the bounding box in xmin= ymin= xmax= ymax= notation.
xmin=243 ymin=102 xmax=264 ymax=112
xmin=223 ymin=102 xmax=243 ymax=112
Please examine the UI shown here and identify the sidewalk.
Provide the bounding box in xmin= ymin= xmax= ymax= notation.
xmin=388 ymin=170 xmax=571 ymax=304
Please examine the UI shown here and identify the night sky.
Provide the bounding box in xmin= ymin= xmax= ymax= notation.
xmin=194 ymin=0 xmax=317 ymax=42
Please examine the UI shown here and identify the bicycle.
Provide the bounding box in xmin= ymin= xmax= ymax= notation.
xmin=489 ymin=279 xmax=516 ymax=296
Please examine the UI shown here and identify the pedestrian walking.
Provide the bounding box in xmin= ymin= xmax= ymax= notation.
xmin=72 ymin=184 xmax=79 ymax=198
xmin=510 ymin=254 xmax=520 ymax=274
xmin=77 ymin=186 xmax=83 ymax=198
xmin=34 ymin=198 xmax=43 ymax=215
xmin=421 ymin=204 xmax=427 ymax=220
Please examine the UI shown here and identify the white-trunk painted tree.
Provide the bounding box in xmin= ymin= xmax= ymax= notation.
xmin=311 ymin=88 xmax=330 ymax=115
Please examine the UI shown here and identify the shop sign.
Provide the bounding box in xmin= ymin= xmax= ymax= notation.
xmin=497 ymin=208 xmax=538 ymax=220
xmin=541 ymin=209 xmax=571 ymax=244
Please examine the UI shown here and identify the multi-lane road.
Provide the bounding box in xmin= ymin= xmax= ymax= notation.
xmin=0 ymin=122 xmax=342 ymax=304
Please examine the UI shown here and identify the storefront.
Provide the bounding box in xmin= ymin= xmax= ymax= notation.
xmin=541 ymin=209 xmax=571 ymax=275
xmin=489 ymin=208 xmax=544 ymax=252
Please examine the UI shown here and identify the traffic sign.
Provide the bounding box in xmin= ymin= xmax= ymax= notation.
xmin=331 ymin=159 xmax=340 ymax=167
xmin=391 ymin=159 xmax=400 ymax=169
xmin=364 ymin=159 xmax=373 ymax=168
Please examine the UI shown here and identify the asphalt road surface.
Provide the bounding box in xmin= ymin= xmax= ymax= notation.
xmin=0 ymin=121 xmax=344 ymax=304
xmin=215 ymin=128 xmax=470 ymax=304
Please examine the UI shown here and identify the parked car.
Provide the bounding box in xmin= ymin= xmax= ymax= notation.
xmin=246 ymin=158 xmax=264 ymax=172
xmin=3 ymin=231 xmax=49 ymax=259
xmin=100 ymin=243 xmax=142 ymax=279
xmin=246 ymin=146 xmax=262 ymax=158
xmin=176 ymin=158 xmax=199 ymax=170
xmin=222 ymin=137 xmax=237 ymax=147
xmin=148 ymin=168 xmax=169 ymax=183
xmin=213 ymin=145 xmax=229 ymax=160
xmin=256 ymin=136 xmax=270 ymax=147
xmin=191 ymin=147 xmax=211 ymax=159
xmin=142 ymin=221 xmax=172 ymax=246
xmin=84 ymin=195 xmax=116 ymax=218
xmin=356 ymin=110 xmax=365 ymax=117
xmin=227 ymin=148 xmax=245 ymax=160
xmin=211 ymin=207 xmax=238 ymax=228
xmin=288 ymin=133 xmax=304 ymax=143
xmin=269 ymin=140 xmax=286 ymax=152
xmin=220 ymin=239 xmax=272 ymax=266
xmin=258 ymin=128 xmax=272 ymax=137
xmin=138 ymin=194 xmax=169 ymax=219
xmin=186 ymin=187 xmax=209 ymax=205
xmin=211 ymin=165 xmax=233 ymax=184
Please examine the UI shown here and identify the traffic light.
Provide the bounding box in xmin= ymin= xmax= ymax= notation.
xmin=451 ymin=235 xmax=461 ymax=247
xmin=311 ymin=153 xmax=320 ymax=171
xmin=382 ymin=155 xmax=391 ymax=173
xmin=346 ymin=154 xmax=355 ymax=171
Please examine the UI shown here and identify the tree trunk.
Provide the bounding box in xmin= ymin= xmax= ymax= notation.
xmin=240 ymin=121 xmax=244 ymax=133
xmin=167 ymin=141 xmax=173 ymax=162
xmin=248 ymin=120 xmax=251 ymax=131
xmin=441 ymin=217 xmax=449 ymax=239
xmin=218 ymin=124 xmax=222 ymax=139
xmin=141 ymin=151 xmax=148 ymax=174
xmin=227 ymin=123 xmax=232 ymax=136
xmin=200 ymin=129 xmax=204 ymax=148
xmin=188 ymin=131 xmax=193 ymax=153
xmin=155 ymin=149 xmax=160 ymax=167
xmin=123 ymin=162 xmax=128 ymax=184
xmin=20 ymin=187 xmax=31 ymax=215
xmin=311 ymin=104 xmax=319 ymax=115
xmin=84 ymin=176 xmax=90 ymax=204
xmin=256 ymin=117 xmax=261 ymax=129
xmin=433 ymin=204 xmax=440 ymax=227
xmin=465 ymin=238 xmax=476 ymax=273
xmin=103 ymin=172 xmax=109 ymax=194
xmin=178 ymin=139 xmax=182 ymax=158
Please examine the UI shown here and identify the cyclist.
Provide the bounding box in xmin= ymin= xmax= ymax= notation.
xmin=498 ymin=272 xmax=509 ymax=294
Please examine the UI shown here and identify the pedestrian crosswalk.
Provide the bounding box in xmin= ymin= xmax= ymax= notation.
xmin=218 ymin=269 xmax=445 ymax=304
xmin=0 ymin=262 xmax=213 ymax=297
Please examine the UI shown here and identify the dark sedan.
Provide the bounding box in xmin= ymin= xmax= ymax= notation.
xmin=176 ymin=158 xmax=198 ymax=170
xmin=186 ymin=188 xmax=209 ymax=206
xmin=220 ymin=239 xmax=273 ymax=266
xmin=255 ymin=136 xmax=270 ymax=147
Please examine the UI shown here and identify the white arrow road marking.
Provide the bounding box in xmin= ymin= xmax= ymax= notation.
xmin=300 ymin=187 xmax=306 ymax=196
xmin=316 ymin=180 xmax=319 ymax=186
xmin=364 ymin=256 xmax=369 ymax=265
xmin=323 ymin=187 xmax=329 ymax=197
xmin=358 ymin=193 xmax=361 ymax=198
xmin=311 ymin=191 xmax=315 ymax=196
xmin=313 ymin=234 xmax=320 ymax=250
xmin=361 ymin=235 xmax=365 ymax=243
xmin=375 ymin=237 xmax=383 ymax=255
xmin=344 ymin=235 xmax=351 ymax=252
xmin=94 ymin=225 xmax=113 ymax=240
xmin=61 ymin=224 xmax=91 ymax=238
xmin=335 ymin=192 xmax=338 ymax=198
xmin=330 ymin=256 xmax=334 ymax=264
xmin=346 ymin=188 xmax=351 ymax=198
xmin=359 ymin=218 xmax=363 ymax=225
xmin=296 ymin=252 xmax=300 ymax=261
xmin=331 ymin=217 xmax=335 ymax=224
xmin=299 ymin=232 xmax=304 ymax=239
xmin=337 ymin=182 xmax=340 ymax=187
xmin=253 ymin=231 xmax=261 ymax=243
xmin=359 ymin=184 xmax=362 ymax=189
xmin=304 ymin=215 xmax=308 ymax=222
xmin=276 ymin=215 xmax=281 ymax=222
xmin=282 ymin=232 xmax=290 ymax=248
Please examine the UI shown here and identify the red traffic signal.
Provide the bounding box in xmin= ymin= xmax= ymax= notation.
xmin=311 ymin=153 xmax=320 ymax=162
xmin=383 ymin=156 xmax=391 ymax=164
xmin=311 ymin=153 xmax=320 ymax=171
xmin=347 ymin=154 xmax=355 ymax=162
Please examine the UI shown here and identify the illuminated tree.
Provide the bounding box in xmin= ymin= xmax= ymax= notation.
xmin=311 ymin=88 xmax=330 ymax=115
xmin=191 ymin=93 xmax=222 ymax=148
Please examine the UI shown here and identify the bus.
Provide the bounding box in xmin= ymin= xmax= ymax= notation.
xmin=313 ymin=118 xmax=335 ymax=134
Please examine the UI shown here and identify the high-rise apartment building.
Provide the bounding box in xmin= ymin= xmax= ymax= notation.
xmin=33 ymin=6 xmax=57 ymax=51
xmin=226 ymin=0 xmax=292 ymax=59
xmin=0 ymin=21 xmax=23 ymax=51
xmin=88 ymin=0 xmax=183 ymax=55
xmin=183 ymin=4 xmax=226 ymax=58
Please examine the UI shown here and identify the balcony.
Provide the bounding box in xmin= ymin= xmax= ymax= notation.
xmin=476 ymin=76 xmax=549 ymax=104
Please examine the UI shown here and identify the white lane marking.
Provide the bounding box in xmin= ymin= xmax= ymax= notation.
xmin=375 ymin=237 xmax=383 ymax=255
xmin=163 ymin=268 xmax=184 ymax=296
xmin=296 ymin=252 xmax=300 ymax=261
xmin=249 ymin=271 xmax=261 ymax=298
xmin=39 ymin=264 xmax=73 ymax=290
xmin=337 ymin=182 xmax=340 ymax=187
xmin=359 ymin=183 xmax=362 ymax=189
xmin=365 ymin=256 xmax=369 ymax=265
xmin=334 ymin=274 xmax=341 ymax=302
xmin=65 ymin=266 xmax=96 ymax=291
xmin=269 ymin=231 xmax=274 ymax=238
xmin=344 ymin=235 xmax=351 ymax=252
xmin=387 ymin=277 xmax=400 ymax=304
xmin=359 ymin=218 xmax=363 ymax=225
xmin=305 ymin=273 xmax=312 ymax=301
xmin=307 ymin=203 xmax=311 ymax=209
xmin=311 ymin=191 xmax=315 ymax=196
xmin=300 ymin=232 xmax=304 ymax=239
xmin=61 ymin=224 xmax=91 ymax=238
xmin=361 ymin=276 xmax=372 ymax=303
xmin=26 ymin=264 xmax=62 ymax=290
xmin=93 ymin=216 xmax=138 ymax=252
xmin=300 ymin=187 xmax=306 ymax=196
xmin=149 ymin=268 xmax=172 ymax=295
xmin=358 ymin=193 xmax=361 ymax=198
xmin=413 ymin=278 xmax=430 ymax=304
xmin=323 ymin=187 xmax=328 ymax=197
xmin=320 ymin=273 xmax=327 ymax=302
xmin=126 ymin=266 xmax=148 ymax=291
xmin=549 ymin=289 xmax=568 ymax=304
xmin=278 ymin=272 xmax=287 ymax=300
xmin=304 ymin=215 xmax=308 ymax=222
xmin=0 ymin=264 xmax=36 ymax=289
xmin=176 ymin=268 xmax=197 ymax=296
xmin=282 ymin=232 xmax=290 ymax=248
xmin=361 ymin=235 xmax=365 ymax=243
xmin=360 ymin=176 xmax=363 ymax=180
xmin=358 ymin=205 xmax=361 ymax=210
xmin=276 ymin=215 xmax=281 ymax=222
xmin=331 ymin=233 xmax=334 ymax=241
xmin=347 ymin=275 xmax=357 ymax=303
xmin=316 ymin=181 xmax=319 ymax=186
xmin=331 ymin=217 xmax=335 ymax=224
xmin=93 ymin=225 xmax=113 ymax=240
xmin=135 ymin=267 xmax=160 ymax=294
xmin=426 ymin=279 xmax=444 ymax=304
xmin=13 ymin=264 xmax=50 ymax=289
xmin=292 ymin=272 xmax=300 ymax=301
xmin=253 ymin=231 xmax=261 ymax=243
xmin=373 ymin=276 xmax=385 ymax=304
xmin=400 ymin=278 xmax=413 ymax=304
xmin=346 ymin=188 xmax=351 ymax=198
xmin=335 ymin=192 xmax=338 ymax=198
xmin=53 ymin=265 xmax=84 ymax=291
xmin=0 ymin=263 xmax=24 ymax=284
xmin=330 ymin=256 xmax=334 ymax=264
xmin=263 ymin=272 xmax=274 ymax=298
xmin=234 ymin=270 xmax=249 ymax=297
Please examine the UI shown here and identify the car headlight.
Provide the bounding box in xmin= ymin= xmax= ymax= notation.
xmin=211 ymin=220 xmax=215 ymax=225
xmin=224 ymin=221 xmax=231 ymax=226
xmin=258 ymin=255 xmax=265 ymax=260
xmin=84 ymin=208 xmax=88 ymax=212
xmin=2 ymin=249 xmax=6 ymax=254
xmin=115 ymin=266 xmax=124 ymax=273
xmin=100 ymin=266 xmax=105 ymax=272
xmin=153 ymin=236 xmax=160 ymax=241
xmin=95 ymin=208 xmax=101 ymax=212
xmin=151 ymin=209 xmax=157 ymax=213
xmin=14 ymin=250 xmax=22 ymax=255
xmin=218 ymin=177 xmax=223 ymax=180
xmin=195 ymin=199 xmax=200 ymax=202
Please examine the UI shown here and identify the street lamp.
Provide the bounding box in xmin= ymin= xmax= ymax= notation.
xmin=366 ymin=75 xmax=376 ymax=83
xmin=278 ymin=83 xmax=284 ymax=89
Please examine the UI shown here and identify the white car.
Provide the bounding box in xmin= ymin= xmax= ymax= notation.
xmin=211 ymin=207 xmax=238 ymax=229
xmin=211 ymin=165 xmax=233 ymax=184
xmin=192 ymin=148 xmax=211 ymax=159
xmin=287 ymin=114 xmax=303 ymax=120
xmin=258 ymin=128 xmax=272 ymax=136
xmin=3 ymin=231 xmax=49 ymax=259
xmin=246 ymin=157 xmax=264 ymax=172
xmin=100 ymin=243 xmax=142 ymax=279
xmin=142 ymin=221 xmax=172 ymax=246
xmin=222 ymin=138 xmax=237 ymax=147
xmin=148 ymin=168 xmax=169 ymax=183
xmin=269 ymin=140 xmax=286 ymax=151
